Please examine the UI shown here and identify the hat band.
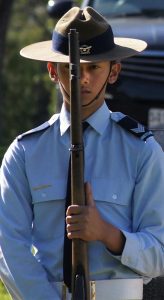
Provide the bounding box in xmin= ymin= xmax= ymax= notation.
xmin=52 ymin=27 xmax=115 ymax=56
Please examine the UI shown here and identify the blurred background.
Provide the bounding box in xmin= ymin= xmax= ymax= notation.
xmin=0 ymin=0 xmax=164 ymax=298
xmin=0 ymin=0 xmax=81 ymax=156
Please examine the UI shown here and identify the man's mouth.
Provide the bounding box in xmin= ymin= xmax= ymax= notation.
xmin=81 ymin=89 xmax=91 ymax=94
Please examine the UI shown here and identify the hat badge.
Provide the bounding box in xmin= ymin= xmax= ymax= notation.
xmin=80 ymin=45 xmax=92 ymax=55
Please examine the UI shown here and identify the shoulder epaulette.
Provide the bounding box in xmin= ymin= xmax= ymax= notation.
xmin=17 ymin=114 xmax=59 ymax=140
xmin=111 ymin=112 xmax=153 ymax=141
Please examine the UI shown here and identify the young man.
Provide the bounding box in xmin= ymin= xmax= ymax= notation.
xmin=0 ymin=6 xmax=164 ymax=300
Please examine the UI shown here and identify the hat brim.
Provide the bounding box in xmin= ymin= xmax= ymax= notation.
xmin=20 ymin=38 xmax=147 ymax=63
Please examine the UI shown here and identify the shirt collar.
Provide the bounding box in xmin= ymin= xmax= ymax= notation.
xmin=59 ymin=102 xmax=111 ymax=136
xmin=86 ymin=102 xmax=111 ymax=135
xmin=59 ymin=104 xmax=70 ymax=136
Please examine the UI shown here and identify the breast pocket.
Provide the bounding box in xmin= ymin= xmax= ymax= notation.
xmin=31 ymin=179 xmax=67 ymax=240
xmin=91 ymin=178 xmax=134 ymax=228
xmin=31 ymin=179 xmax=67 ymax=204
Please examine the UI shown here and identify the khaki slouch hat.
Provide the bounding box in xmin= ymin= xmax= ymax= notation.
xmin=20 ymin=6 xmax=147 ymax=63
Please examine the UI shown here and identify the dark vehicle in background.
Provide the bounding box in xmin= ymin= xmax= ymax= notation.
xmin=47 ymin=0 xmax=164 ymax=132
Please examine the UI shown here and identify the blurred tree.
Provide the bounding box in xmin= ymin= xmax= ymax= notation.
xmin=0 ymin=0 xmax=14 ymax=143
xmin=1 ymin=0 xmax=56 ymax=146
xmin=0 ymin=0 xmax=14 ymax=69
xmin=0 ymin=0 xmax=82 ymax=147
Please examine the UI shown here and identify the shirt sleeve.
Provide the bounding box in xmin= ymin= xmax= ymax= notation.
xmin=0 ymin=140 xmax=60 ymax=300
xmin=121 ymin=140 xmax=164 ymax=278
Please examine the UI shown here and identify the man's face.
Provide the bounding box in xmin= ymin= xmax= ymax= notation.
xmin=48 ymin=61 xmax=121 ymax=119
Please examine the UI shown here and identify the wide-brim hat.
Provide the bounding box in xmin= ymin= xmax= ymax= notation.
xmin=20 ymin=6 xmax=147 ymax=63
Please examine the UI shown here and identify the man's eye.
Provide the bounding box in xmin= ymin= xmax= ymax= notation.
xmin=91 ymin=65 xmax=100 ymax=70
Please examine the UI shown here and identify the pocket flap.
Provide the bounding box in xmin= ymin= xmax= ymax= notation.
xmin=91 ymin=178 xmax=134 ymax=206
xmin=31 ymin=179 xmax=67 ymax=203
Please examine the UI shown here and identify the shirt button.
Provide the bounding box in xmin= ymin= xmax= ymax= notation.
xmin=112 ymin=194 xmax=117 ymax=200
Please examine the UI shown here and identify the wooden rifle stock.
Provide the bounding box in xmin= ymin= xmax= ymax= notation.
xmin=68 ymin=29 xmax=90 ymax=300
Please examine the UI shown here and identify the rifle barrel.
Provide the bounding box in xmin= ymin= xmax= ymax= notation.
xmin=68 ymin=29 xmax=90 ymax=300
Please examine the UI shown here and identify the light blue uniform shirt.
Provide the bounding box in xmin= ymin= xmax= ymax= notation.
xmin=1 ymin=103 xmax=164 ymax=300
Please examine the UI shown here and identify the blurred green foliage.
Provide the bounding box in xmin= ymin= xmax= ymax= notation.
xmin=1 ymin=0 xmax=54 ymax=146
xmin=0 ymin=146 xmax=7 ymax=163
xmin=1 ymin=0 xmax=82 ymax=148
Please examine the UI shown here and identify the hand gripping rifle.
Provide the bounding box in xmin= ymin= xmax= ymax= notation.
xmin=68 ymin=29 xmax=90 ymax=300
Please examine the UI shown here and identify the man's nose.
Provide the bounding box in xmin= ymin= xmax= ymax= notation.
xmin=80 ymin=68 xmax=90 ymax=84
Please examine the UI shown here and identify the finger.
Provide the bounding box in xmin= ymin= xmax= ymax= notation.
xmin=67 ymin=223 xmax=82 ymax=232
xmin=66 ymin=205 xmax=82 ymax=216
xmin=66 ymin=215 xmax=81 ymax=224
xmin=67 ymin=231 xmax=81 ymax=239
xmin=67 ymin=228 xmax=88 ymax=241
xmin=67 ymin=226 xmax=86 ymax=240
xmin=85 ymin=182 xmax=95 ymax=207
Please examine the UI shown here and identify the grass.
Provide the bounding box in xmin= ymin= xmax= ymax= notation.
xmin=0 ymin=281 xmax=11 ymax=300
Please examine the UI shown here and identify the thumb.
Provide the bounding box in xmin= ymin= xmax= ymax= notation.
xmin=85 ymin=182 xmax=95 ymax=207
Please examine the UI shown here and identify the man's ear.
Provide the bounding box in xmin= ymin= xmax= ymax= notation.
xmin=47 ymin=62 xmax=58 ymax=83
xmin=108 ymin=62 xmax=121 ymax=84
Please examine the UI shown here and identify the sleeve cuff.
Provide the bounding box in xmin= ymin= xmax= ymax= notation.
xmin=121 ymin=230 xmax=140 ymax=268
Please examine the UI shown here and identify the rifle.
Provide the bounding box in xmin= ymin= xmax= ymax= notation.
xmin=68 ymin=29 xmax=90 ymax=300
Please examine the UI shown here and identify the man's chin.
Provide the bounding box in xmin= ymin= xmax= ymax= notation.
xmin=82 ymin=97 xmax=97 ymax=108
